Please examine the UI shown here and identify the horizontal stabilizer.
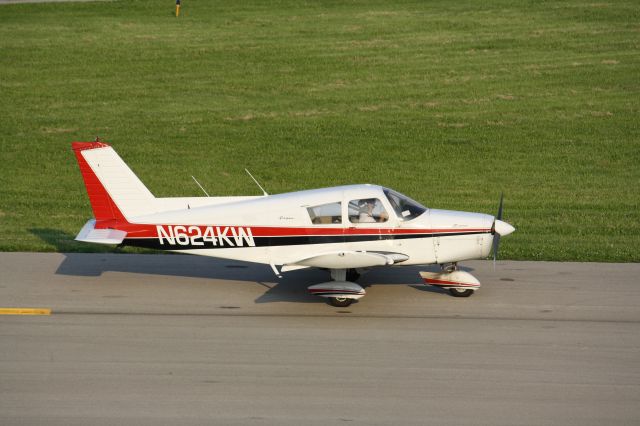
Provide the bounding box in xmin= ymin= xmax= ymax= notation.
xmin=75 ymin=219 xmax=127 ymax=245
xmin=286 ymin=251 xmax=408 ymax=270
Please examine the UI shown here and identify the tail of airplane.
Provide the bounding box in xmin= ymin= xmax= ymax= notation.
xmin=72 ymin=141 xmax=260 ymax=245
xmin=72 ymin=141 xmax=155 ymax=223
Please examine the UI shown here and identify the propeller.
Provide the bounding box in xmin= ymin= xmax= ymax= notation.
xmin=492 ymin=194 xmax=515 ymax=270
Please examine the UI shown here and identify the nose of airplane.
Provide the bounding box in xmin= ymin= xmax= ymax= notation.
xmin=494 ymin=219 xmax=515 ymax=236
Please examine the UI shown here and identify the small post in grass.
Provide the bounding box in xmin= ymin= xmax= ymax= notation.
xmin=175 ymin=0 xmax=181 ymax=17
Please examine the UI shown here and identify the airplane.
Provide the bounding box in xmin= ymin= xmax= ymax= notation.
xmin=72 ymin=141 xmax=515 ymax=307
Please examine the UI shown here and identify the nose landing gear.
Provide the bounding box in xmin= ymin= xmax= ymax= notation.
xmin=419 ymin=267 xmax=480 ymax=297
xmin=448 ymin=287 xmax=475 ymax=297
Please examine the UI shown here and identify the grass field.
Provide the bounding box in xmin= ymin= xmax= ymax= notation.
xmin=0 ymin=0 xmax=638 ymax=261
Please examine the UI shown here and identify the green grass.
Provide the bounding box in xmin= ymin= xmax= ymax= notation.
xmin=0 ymin=0 xmax=638 ymax=261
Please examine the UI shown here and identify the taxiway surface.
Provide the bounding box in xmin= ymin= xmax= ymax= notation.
xmin=1 ymin=253 xmax=639 ymax=425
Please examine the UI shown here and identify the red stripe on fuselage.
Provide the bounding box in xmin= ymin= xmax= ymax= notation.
xmin=115 ymin=223 xmax=491 ymax=239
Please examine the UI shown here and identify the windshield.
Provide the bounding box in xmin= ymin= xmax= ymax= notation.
xmin=383 ymin=188 xmax=427 ymax=221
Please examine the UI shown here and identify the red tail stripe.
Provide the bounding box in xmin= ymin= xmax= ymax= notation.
xmin=72 ymin=142 xmax=127 ymax=226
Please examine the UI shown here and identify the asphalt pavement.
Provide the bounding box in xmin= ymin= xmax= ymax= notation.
xmin=1 ymin=253 xmax=639 ymax=425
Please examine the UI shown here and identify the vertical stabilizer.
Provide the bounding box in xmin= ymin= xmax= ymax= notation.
xmin=72 ymin=142 xmax=155 ymax=222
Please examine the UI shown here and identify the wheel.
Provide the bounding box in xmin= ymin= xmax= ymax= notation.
xmin=328 ymin=297 xmax=353 ymax=307
xmin=442 ymin=262 xmax=457 ymax=273
xmin=346 ymin=268 xmax=360 ymax=282
xmin=449 ymin=288 xmax=474 ymax=298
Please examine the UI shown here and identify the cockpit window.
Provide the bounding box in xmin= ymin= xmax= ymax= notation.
xmin=383 ymin=188 xmax=427 ymax=221
xmin=307 ymin=202 xmax=342 ymax=224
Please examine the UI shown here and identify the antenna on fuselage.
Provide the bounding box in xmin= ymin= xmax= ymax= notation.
xmin=191 ymin=176 xmax=210 ymax=197
xmin=245 ymin=169 xmax=269 ymax=196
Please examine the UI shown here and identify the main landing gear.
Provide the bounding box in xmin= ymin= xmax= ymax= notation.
xmin=346 ymin=268 xmax=360 ymax=282
xmin=328 ymin=296 xmax=353 ymax=308
xmin=307 ymin=268 xmax=365 ymax=308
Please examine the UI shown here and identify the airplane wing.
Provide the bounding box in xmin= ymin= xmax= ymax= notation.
xmin=75 ymin=219 xmax=127 ymax=245
xmin=282 ymin=251 xmax=409 ymax=271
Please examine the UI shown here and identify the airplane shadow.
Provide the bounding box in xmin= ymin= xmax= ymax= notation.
xmin=30 ymin=228 xmax=477 ymax=304
xmin=30 ymin=227 xmax=115 ymax=253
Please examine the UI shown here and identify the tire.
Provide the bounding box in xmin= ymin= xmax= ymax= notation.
xmin=449 ymin=288 xmax=474 ymax=298
xmin=328 ymin=297 xmax=353 ymax=307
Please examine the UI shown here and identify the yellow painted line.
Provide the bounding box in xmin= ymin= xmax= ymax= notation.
xmin=0 ymin=308 xmax=51 ymax=316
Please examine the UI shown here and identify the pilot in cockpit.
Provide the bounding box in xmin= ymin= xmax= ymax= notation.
xmin=357 ymin=198 xmax=389 ymax=223
xmin=358 ymin=199 xmax=377 ymax=223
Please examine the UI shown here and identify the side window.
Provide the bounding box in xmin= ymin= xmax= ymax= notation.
xmin=348 ymin=198 xmax=388 ymax=224
xmin=307 ymin=202 xmax=342 ymax=224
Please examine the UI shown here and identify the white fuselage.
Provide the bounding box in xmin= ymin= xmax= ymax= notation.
xmin=123 ymin=185 xmax=495 ymax=267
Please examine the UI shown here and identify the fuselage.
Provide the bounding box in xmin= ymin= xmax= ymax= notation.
xmin=114 ymin=184 xmax=495 ymax=267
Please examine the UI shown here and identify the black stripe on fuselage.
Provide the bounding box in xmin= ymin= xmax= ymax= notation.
xmin=122 ymin=231 xmax=489 ymax=251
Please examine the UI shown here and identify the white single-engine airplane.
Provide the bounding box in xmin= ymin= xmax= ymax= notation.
xmin=72 ymin=141 xmax=515 ymax=307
